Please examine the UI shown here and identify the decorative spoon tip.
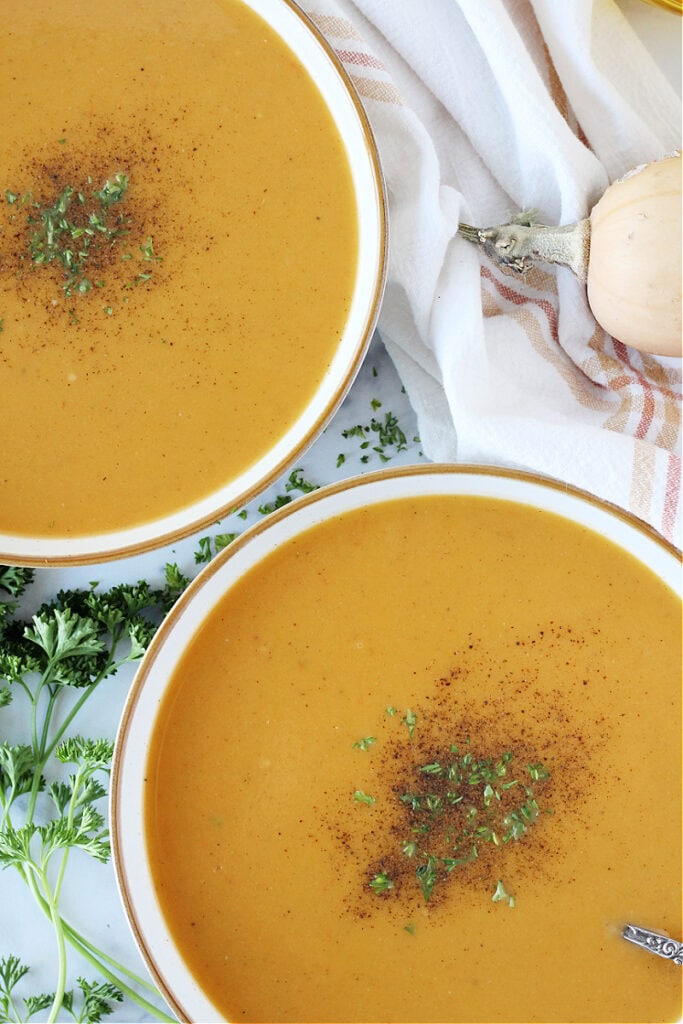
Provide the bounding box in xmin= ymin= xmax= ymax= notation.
xmin=622 ymin=924 xmax=683 ymax=964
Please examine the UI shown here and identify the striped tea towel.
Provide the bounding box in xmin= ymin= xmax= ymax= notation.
xmin=301 ymin=0 xmax=682 ymax=546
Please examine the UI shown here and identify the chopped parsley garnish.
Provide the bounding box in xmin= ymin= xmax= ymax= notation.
xmin=340 ymin=405 xmax=410 ymax=466
xmin=2 ymin=174 xmax=160 ymax=312
xmin=352 ymin=736 xmax=376 ymax=751
xmin=215 ymin=532 xmax=238 ymax=552
xmin=258 ymin=494 xmax=292 ymax=515
xmin=357 ymin=727 xmax=550 ymax=908
xmin=26 ymin=175 xmax=130 ymax=295
xmin=285 ymin=468 xmax=318 ymax=494
xmin=402 ymin=708 xmax=418 ymax=739
xmin=194 ymin=533 xmax=239 ymax=564
xmin=415 ymin=856 xmax=439 ymax=902
xmin=369 ymin=872 xmax=394 ymax=893
xmin=492 ymin=879 xmax=515 ymax=907
xmin=194 ymin=537 xmax=213 ymax=564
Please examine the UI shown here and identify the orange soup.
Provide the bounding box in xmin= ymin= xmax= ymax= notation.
xmin=145 ymin=495 xmax=682 ymax=1022
xmin=0 ymin=0 xmax=357 ymax=537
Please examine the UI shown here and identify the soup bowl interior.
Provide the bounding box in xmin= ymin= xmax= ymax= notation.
xmin=112 ymin=464 xmax=682 ymax=1023
xmin=1 ymin=0 xmax=385 ymax=566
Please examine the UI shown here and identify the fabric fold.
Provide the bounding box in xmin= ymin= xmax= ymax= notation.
xmin=303 ymin=0 xmax=682 ymax=544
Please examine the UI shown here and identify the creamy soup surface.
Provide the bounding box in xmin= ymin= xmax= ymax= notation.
xmin=145 ymin=495 xmax=682 ymax=1023
xmin=0 ymin=0 xmax=357 ymax=537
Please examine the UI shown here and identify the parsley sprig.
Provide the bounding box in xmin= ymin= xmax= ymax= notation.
xmin=0 ymin=954 xmax=123 ymax=1023
xmin=0 ymin=564 xmax=184 ymax=1023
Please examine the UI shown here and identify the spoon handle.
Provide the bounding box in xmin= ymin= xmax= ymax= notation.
xmin=622 ymin=924 xmax=683 ymax=964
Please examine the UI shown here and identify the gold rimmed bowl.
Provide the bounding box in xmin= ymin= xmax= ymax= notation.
xmin=112 ymin=465 xmax=682 ymax=1023
xmin=0 ymin=0 xmax=385 ymax=565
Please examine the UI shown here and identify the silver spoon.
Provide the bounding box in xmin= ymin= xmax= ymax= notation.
xmin=622 ymin=924 xmax=683 ymax=964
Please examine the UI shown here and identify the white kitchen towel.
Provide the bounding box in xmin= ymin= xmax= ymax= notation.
xmin=300 ymin=0 xmax=682 ymax=545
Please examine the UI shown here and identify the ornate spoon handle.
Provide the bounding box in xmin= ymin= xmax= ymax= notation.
xmin=622 ymin=925 xmax=683 ymax=965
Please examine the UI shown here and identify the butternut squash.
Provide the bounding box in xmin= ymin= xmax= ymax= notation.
xmin=459 ymin=154 xmax=682 ymax=357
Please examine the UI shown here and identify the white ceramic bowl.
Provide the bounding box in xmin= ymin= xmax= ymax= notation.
xmin=2 ymin=0 xmax=385 ymax=566
xmin=112 ymin=464 xmax=682 ymax=1023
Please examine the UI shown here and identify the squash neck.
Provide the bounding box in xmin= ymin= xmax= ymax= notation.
xmin=458 ymin=217 xmax=590 ymax=282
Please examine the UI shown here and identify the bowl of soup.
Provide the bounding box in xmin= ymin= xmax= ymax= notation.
xmin=0 ymin=0 xmax=385 ymax=565
xmin=112 ymin=464 xmax=682 ymax=1023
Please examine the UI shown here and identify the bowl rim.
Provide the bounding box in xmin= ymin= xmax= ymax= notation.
xmin=1 ymin=0 xmax=387 ymax=568
xmin=111 ymin=461 xmax=682 ymax=1023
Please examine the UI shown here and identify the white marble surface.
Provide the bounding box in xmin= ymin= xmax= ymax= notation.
xmin=1 ymin=3 xmax=680 ymax=1022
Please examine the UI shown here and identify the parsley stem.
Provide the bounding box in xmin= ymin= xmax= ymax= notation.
xmin=40 ymin=867 xmax=68 ymax=1024
xmin=56 ymin=931 xmax=174 ymax=1022
xmin=39 ymin=687 xmax=59 ymax=757
xmin=3 ymin=986 xmax=21 ymax=1024
xmin=41 ymin=682 xmax=97 ymax=762
xmin=61 ymin=926 xmax=161 ymax=996
xmin=25 ymin=681 xmax=58 ymax=825
xmin=21 ymin=870 xmax=175 ymax=1021
xmin=29 ymin=691 xmax=41 ymax=777
xmin=52 ymin=800 xmax=76 ymax=908
xmin=40 ymin=653 xmax=127 ymax=767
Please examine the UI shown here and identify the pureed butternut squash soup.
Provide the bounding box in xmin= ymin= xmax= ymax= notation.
xmin=144 ymin=493 xmax=682 ymax=1023
xmin=0 ymin=0 xmax=358 ymax=538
